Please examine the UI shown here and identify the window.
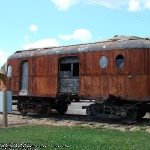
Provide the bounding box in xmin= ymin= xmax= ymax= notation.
xmin=7 ymin=65 xmax=12 ymax=78
xmin=115 ymin=54 xmax=125 ymax=69
xmin=99 ymin=56 xmax=108 ymax=69
xmin=59 ymin=56 xmax=79 ymax=78
xmin=73 ymin=63 xmax=79 ymax=77
xmin=60 ymin=63 xmax=71 ymax=71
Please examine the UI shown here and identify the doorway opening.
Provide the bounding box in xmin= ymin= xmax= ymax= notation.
xmin=59 ymin=56 xmax=80 ymax=94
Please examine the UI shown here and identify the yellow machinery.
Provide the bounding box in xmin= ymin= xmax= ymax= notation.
xmin=0 ymin=70 xmax=6 ymax=86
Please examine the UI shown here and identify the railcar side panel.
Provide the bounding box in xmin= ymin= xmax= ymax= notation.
xmin=91 ymin=76 xmax=109 ymax=99
xmin=7 ymin=47 xmax=150 ymax=102
xmin=7 ymin=59 xmax=21 ymax=93
xmin=125 ymin=75 xmax=148 ymax=100
xmin=124 ymin=49 xmax=148 ymax=100
xmin=86 ymin=53 xmax=94 ymax=75
xmin=81 ymin=76 xmax=93 ymax=97
xmin=30 ymin=77 xmax=57 ymax=96
xmin=80 ymin=53 xmax=87 ymax=76
xmin=7 ymin=55 xmax=58 ymax=97
xmin=80 ymin=49 xmax=150 ymax=101
xmin=29 ymin=55 xmax=58 ymax=97
xmin=113 ymin=49 xmax=130 ymax=75
xmin=109 ymin=49 xmax=129 ymax=99
xmin=108 ymin=75 xmax=126 ymax=98
xmin=129 ymin=50 xmax=145 ymax=75
xmin=80 ymin=50 xmax=110 ymax=99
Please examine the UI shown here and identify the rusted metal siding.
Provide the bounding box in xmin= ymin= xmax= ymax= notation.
xmin=124 ymin=49 xmax=149 ymax=100
xmin=108 ymin=49 xmax=130 ymax=98
xmin=80 ymin=48 xmax=150 ymax=101
xmin=31 ymin=77 xmax=57 ymax=96
xmin=29 ymin=55 xmax=58 ymax=97
xmin=125 ymin=75 xmax=148 ymax=100
xmin=7 ymin=55 xmax=58 ymax=97
xmin=80 ymin=51 xmax=111 ymax=99
xmin=31 ymin=55 xmax=57 ymax=77
xmin=129 ymin=50 xmax=145 ymax=75
xmin=7 ymin=36 xmax=150 ymax=102
xmin=7 ymin=59 xmax=20 ymax=93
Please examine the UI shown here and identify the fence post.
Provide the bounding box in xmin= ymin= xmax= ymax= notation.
xmin=3 ymin=90 xmax=8 ymax=127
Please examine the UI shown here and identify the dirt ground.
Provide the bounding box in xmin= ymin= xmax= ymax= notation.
xmin=1 ymin=112 xmax=150 ymax=132
xmin=1 ymin=101 xmax=150 ymax=132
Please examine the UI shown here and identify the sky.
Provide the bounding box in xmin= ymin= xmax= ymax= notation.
xmin=0 ymin=0 xmax=150 ymax=67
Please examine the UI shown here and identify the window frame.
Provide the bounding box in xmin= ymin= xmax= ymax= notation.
xmin=115 ymin=54 xmax=125 ymax=69
xmin=99 ymin=56 xmax=108 ymax=69
xmin=7 ymin=65 xmax=12 ymax=78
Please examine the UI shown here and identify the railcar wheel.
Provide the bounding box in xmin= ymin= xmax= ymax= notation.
xmin=86 ymin=107 xmax=92 ymax=116
xmin=56 ymin=100 xmax=68 ymax=114
xmin=137 ymin=111 xmax=146 ymax=119
xmin=17 ymin=104 xmax=28 ymax=115
xmin=86 ymin=104 xmax=96 ymax=116
xmin=74 ymin=98 xmax=80 ymax=102
xmin=40 ymin=106 xmax=51 ymax=116
xmin=124 ymin=104 xmax=138 ymax=121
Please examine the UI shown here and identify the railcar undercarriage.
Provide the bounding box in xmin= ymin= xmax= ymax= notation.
xmin=14 ymin=96 xmax=68 ymax=115
xmin=83 ymin=97 xmax=150 ymax=121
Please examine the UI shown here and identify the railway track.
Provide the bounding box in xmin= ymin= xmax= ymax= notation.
xmin=9 ymin=109 xmax=150 ymax=127
xmin=10 ymin=101 xmax=150 ymax=126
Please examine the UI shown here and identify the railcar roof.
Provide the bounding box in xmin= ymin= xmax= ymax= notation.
xmin=9 ymin=35 xmax=150 ymax=59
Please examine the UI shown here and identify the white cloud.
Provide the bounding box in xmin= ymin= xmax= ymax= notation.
xmin=128 ymin=0 xmax=150 ymax=11
xmin=23 ymin=38 xmax=60 ymax=49
xmin=59 ymin=29 xmax=92 ymax=42
xmin=89 ymin=0 xmax=150 ymax=11
xmin=50 ymin=0 xmax=150 ymax=12
xmin=87 ymin=0 xmax=128 ymax=9
xmin=0 ymin=50 xmax=9 ymax=68
xmin=29 ymin=24 xmax=38 ymax=33
xmin=144 ymin=0 xmax=150 ymax=9
xmin=51 ymin=0 xmax=79 ymax=10
xmin=129 ymin=0 xmax=141 ymax=11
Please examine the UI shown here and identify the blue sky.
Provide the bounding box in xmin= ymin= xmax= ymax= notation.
xmin=0 ymin=0 xmax=150 ymax=67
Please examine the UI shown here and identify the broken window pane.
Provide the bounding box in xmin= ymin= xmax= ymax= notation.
xmin=60 ymin=63 xmax=71 ymax=71
xmin=115 ymin=54 xmax=125 ymax=69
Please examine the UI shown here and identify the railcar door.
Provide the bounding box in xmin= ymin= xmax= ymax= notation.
xmin=59 ymin=56 xmax=80 ymax=94
xmin=19 ymin=61 xmax=29 ymax=95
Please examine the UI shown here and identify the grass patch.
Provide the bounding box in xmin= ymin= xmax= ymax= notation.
xmin=0 ymin=125 xmax=150 ymax=150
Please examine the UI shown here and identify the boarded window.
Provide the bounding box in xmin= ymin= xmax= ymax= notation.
xmin=7 ymin=65 xmax=12 ymax=78
xmin=115 ymin=54 xmax=125 ymax=69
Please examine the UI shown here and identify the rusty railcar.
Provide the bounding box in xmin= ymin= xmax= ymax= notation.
xmin=7 ymin=35 xmax=150 ymax=120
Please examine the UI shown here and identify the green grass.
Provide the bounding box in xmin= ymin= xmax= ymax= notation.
xmin=0 ymin=125 xmax=150 ymax=150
